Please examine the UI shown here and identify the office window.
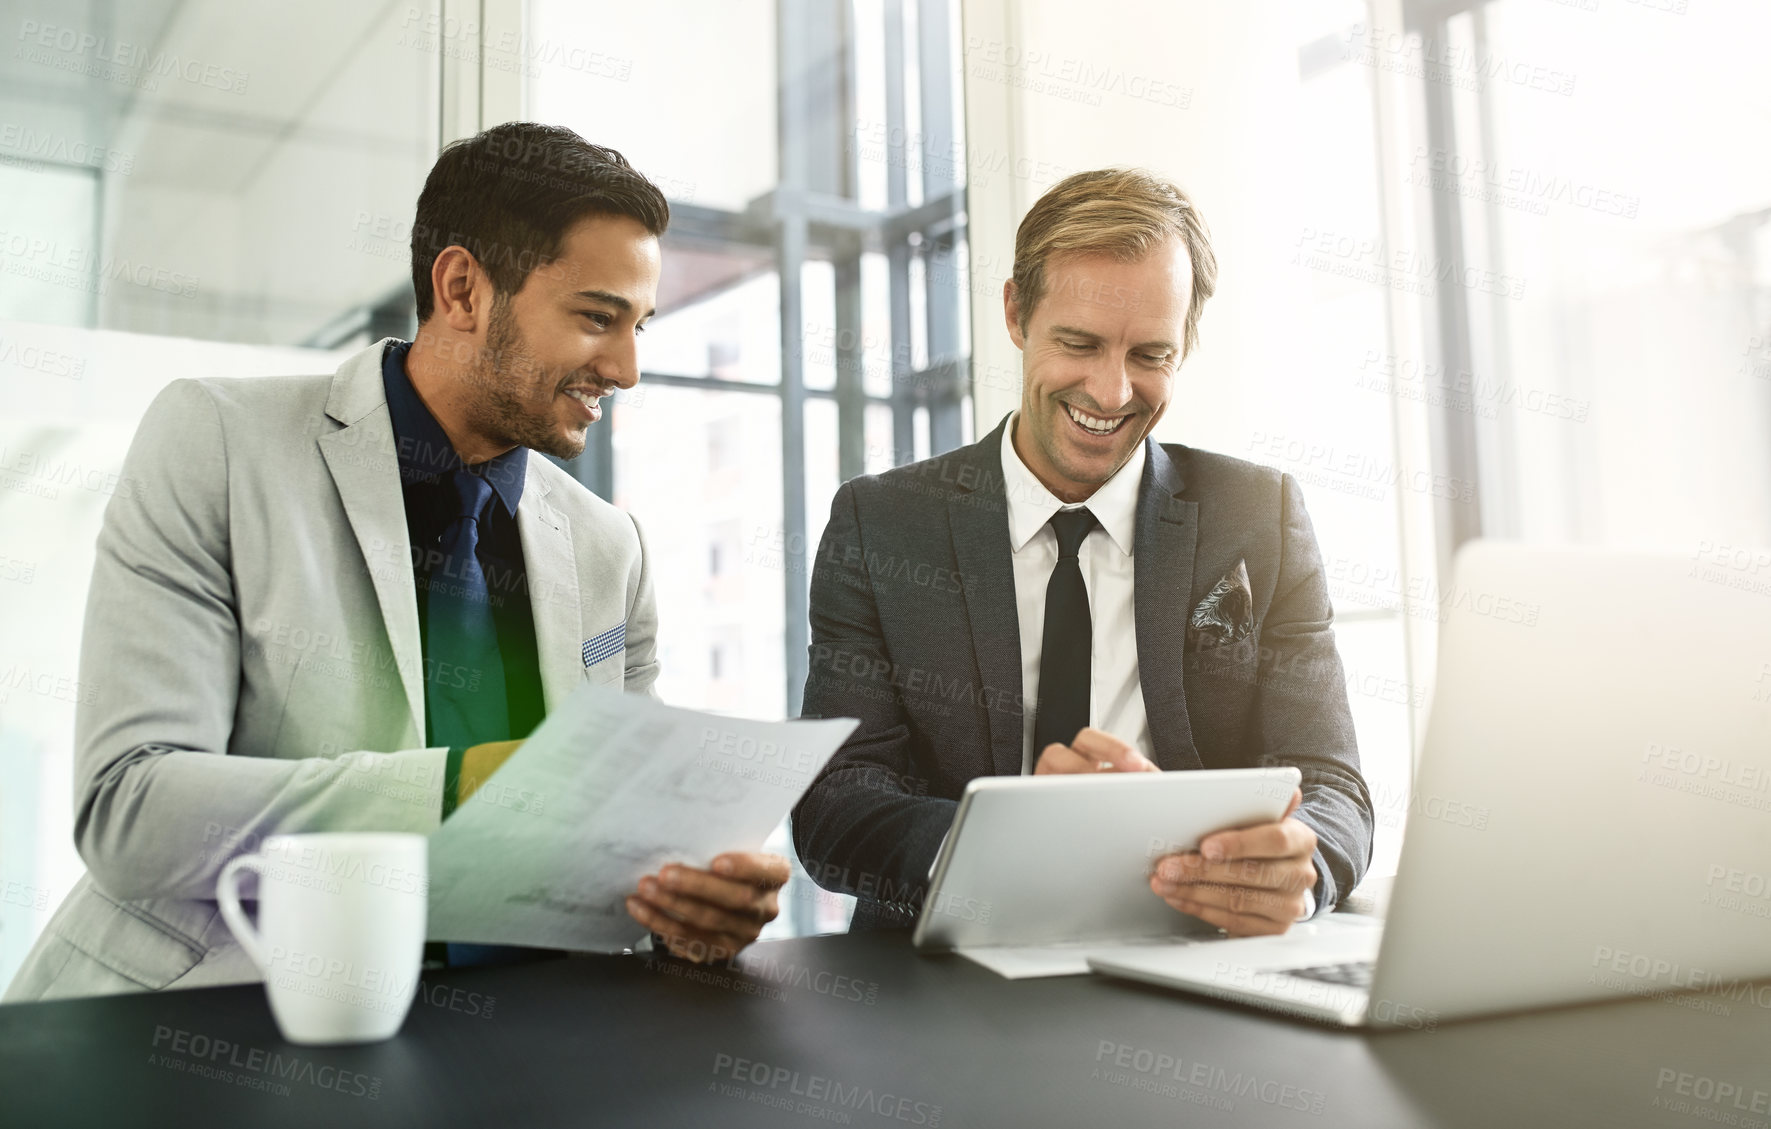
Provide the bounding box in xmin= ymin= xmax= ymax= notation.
xmin=1404 ymin=0 xmax=1771 ymax=552
xmin=1281 ymin=4 xmax=1417 ymax=879
xmin=523 ymin=0 xmax=973 ymax=935
xmin=0 ymin=0 xmax=447 ymax=992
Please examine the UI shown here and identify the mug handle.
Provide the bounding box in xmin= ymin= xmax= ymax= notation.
xmin=216 ymin=855 xmax=271 ymax=973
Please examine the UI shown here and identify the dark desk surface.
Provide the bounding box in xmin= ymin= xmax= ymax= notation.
xmin=3 ymin=928 xmax=1767 ymax=1128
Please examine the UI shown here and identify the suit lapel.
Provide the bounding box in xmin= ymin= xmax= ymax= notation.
xmin=317 ymin=342 xmax=426 ymax=743
xmin=946 ymin=419 xmax=1025 ymax=778
xmin=1135 ymin=440 xmax=1204 ymax=771
xmin=318 ymin=341 xmax=593 ymax=736
xmin=515 ymin=468 xmax=586 ymax=712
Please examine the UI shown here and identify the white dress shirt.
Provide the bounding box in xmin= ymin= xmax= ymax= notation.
xmin=1000 ymin=412 xmax=1150 ymax=773
xmin=995 ymin=414 xmax=1316 ymax=919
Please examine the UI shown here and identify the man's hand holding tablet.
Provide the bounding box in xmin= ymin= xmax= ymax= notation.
xmin=1033 ymin=727 xmax=1318 ymax=938
xmin=1150 ymin=788 xmax=1318 ymax=936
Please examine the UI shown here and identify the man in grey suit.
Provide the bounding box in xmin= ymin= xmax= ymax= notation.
xmin=794 ymin=168 xmax=1374 ymax=935
xmin=7 ymin=123 xmax=788 ymax=1001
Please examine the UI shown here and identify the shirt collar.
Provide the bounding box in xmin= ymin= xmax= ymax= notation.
xmin=999 ymin=411 xmax=1146 ymax=556
xmin=380 ymin=339 xmax=527 ymax=517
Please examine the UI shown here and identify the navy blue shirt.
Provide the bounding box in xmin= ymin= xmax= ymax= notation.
xmin=381 ymin=340 xmax=546 ymax=750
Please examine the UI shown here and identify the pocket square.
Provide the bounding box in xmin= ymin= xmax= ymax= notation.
xmin=581 ymin=621 xmax=627 ymax=668
xmin=1187 ymin=559 xmax=1254 ymax=653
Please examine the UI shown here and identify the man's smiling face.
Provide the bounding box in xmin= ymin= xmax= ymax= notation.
xmin=472 ymin=212 xmax=661 ymax=460
xmin=1005 ymin=237 xmax=1193 ymax=502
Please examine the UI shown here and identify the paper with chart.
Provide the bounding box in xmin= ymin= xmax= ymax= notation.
xmin=425 ymin=685 xmax=857 ymax=949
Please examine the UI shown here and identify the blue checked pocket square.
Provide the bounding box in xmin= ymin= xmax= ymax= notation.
xmin=581 ymin=621 xmax=627 ymax=669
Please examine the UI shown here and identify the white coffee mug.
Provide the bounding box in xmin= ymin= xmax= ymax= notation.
xmin=216 ymin=832 xmax=428 ymax=1045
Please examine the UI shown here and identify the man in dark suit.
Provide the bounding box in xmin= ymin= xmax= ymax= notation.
xmin=793 ymin=168 xmax=1373 ymax=936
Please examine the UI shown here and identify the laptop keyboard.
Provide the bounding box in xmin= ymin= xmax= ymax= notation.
xmin=1283 ymin=960 xmax=1374 ymax=988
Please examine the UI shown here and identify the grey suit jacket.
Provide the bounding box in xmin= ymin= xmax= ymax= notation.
xmin=4 ymin=340 xmax=659 ymax=1002
xmin=792 ymin=416 xmax=1373 ymax=930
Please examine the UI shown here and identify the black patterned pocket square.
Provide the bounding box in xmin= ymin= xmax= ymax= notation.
xmin=1187 ymin=559 xmax=1254 ymax=653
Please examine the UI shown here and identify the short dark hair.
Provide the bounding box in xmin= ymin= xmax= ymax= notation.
xmin=410 ymin=122 xmax=670 ymax=322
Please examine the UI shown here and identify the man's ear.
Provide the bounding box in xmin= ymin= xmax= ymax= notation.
xmin=430 ymin=246 xmax=489 ymax=334
xmin=1003 ymin=279 xmax=1027 ymax=350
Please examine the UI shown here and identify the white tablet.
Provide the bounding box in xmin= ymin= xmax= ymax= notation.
xmin=911 ymin=767 xmax=1303 ymax=951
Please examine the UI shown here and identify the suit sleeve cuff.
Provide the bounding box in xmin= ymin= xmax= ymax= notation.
xmin=1306 ymin=843 xmax=1334 ymax=916
xmin=441 ymin=744 xmax=468 ymax=819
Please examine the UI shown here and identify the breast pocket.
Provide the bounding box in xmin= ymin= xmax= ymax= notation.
xmin=1183 ymin=633 xmax=1264 ymax=766
xmin=1182 ymin=632 xmax=1260 ymax=677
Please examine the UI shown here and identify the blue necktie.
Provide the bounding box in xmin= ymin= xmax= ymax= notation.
xmin=427 ymin=468 xmax=521 ymax=968
xmin=427 ymin=468 xmax=508 ymax=752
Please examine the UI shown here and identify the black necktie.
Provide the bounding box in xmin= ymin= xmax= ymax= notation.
xmin=1033 ymin=507 xmax=1098 ymax=759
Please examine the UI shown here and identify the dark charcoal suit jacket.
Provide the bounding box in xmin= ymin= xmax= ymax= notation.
xmin=792 ymin=416 xmax=1375 ymax=931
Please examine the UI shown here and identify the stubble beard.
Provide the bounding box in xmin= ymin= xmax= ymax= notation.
xmin=470 ymin=300 xmax=587 ymax=461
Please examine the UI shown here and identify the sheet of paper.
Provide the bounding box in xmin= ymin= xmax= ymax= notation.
xmin=959 ymin=937 xmax=1203 ymax=980
xmin=426 ymin=685 xmax=857 ymax=950
xmin=959 ymin=945 xmax=1101 ymax=979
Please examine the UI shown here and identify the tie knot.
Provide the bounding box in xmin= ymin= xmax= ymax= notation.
xmin=1049 ymin=507 xmax=1097 ymax=559
xmin=450 ymin=467 xmax=495 ymax=525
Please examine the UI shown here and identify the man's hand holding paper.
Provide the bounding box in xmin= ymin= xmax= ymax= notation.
xmin=625 ymin=852 xmax=791 ymax=963
xmin=428 ymin=687 xmax=855 ymax=958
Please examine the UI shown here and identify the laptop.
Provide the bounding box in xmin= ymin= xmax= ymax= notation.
xmin=1089 ymin=541 xmax=1771 ymax=1027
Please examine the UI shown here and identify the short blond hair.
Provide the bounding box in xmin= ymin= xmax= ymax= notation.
xmin=1010 ymin=167 xmax=1218 ymax=357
